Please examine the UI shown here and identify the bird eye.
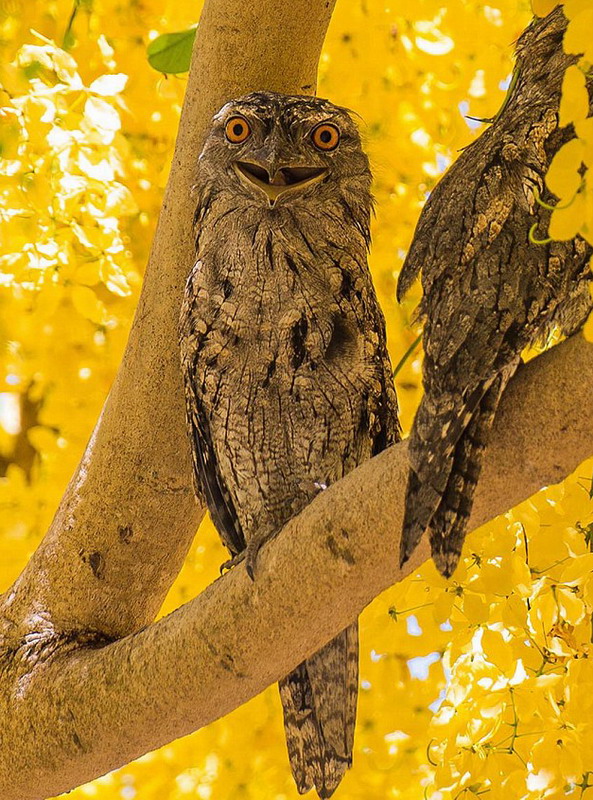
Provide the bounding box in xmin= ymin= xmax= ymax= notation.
xmin=311 ymin=123 xmax=340 ymax=151
xmin=225 ymin=116 xmax=251 ymax=144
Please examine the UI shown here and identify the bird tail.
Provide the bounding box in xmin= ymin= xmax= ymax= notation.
xmin=401 ymin=370 xmax=511 ymax=578
xmin=279 ymin=622 xmax=358 ymax=799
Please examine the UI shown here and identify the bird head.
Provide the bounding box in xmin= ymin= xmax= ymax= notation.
xmin=195 ymin=91 xmax=372 ymax=222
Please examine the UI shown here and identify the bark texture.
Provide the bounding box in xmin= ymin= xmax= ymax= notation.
xmin=1 ymin=4 xmax=592 ymax=800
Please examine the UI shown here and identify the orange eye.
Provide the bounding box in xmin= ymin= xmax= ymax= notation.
xmin=311 ymin=123 xmax=340 ymax=151
xmin=225 ymin=116 xmax=251 ymax=144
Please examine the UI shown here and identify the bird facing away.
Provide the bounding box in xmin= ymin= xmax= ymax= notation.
xmin=397 ymin=10 xmax=593 ymax=579
xmin=179 ymin=91 xmax=400 ymax=797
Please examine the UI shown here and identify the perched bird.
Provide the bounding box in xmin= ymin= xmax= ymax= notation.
xmin=179 ymin=91 xmax=400 ymax=797
xmin=397 ymin=9 xmax=593 ymax=579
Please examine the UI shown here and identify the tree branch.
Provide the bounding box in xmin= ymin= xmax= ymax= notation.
xmin=0 ymin=0 xmax=337 ymax=643
xmin=1 ymin=333 xmax=593 ymax=800
xmin=0 ymin=0 xmax=337 ymax=793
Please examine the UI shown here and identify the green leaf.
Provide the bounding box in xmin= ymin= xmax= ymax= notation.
xmin=147 ymin=27 xmax=196 ymax=74
xmin=392 ymin=333 xmax=422 ymax=378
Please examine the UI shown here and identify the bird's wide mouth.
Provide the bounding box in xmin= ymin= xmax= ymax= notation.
xmin=232 ymin=161 xmax=328 ymax=205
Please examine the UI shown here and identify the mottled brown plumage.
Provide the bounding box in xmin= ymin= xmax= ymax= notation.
xmin=397 ymin=8 xmax=593 ymax=578
xmin=179 ymin=91 xmax=400 ymax=797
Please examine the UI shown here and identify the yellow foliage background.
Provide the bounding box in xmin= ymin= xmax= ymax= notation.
xmin=1 ymin=0 xmax=593 ymax=798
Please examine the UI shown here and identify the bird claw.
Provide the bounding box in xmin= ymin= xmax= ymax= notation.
xmin=219 ymin=551 xmax=245 ymax=575
xmin=220 ymin=531 xmax=280 ymax=582
xmin=244 ymin=539 xmax=264 ymax=581
xmin=245 ymin=527 xmax=283 ymax=580
xmin=219 ymin=539 xmax=264 ymax=582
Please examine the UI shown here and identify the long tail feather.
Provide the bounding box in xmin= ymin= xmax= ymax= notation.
xmin=279 ymin=623 xmax=358 ymax=798
xmin=429 ymin=375 xmax=505 ymax=577
xmin=400 ymin=382 xmax=492 ymax=567
xmin=401 ymin=364 xmax=517 ymax=576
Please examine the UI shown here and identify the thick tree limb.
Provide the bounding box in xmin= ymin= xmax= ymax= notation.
xmin=0 ymin=0 xmax=337 ymax=642
xmin=0 ymin=0 xmax=337 ymax=792
xmin=1 ymin=333 xmax=593 ymax=800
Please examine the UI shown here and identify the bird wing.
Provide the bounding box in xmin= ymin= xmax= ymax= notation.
xmin=182 ymin=369 xmax=246 ymax=556
xmin=180 ymin=263 xmax=246 ymax=557
xmin=398 ymin=143 xmax=546 ymax=572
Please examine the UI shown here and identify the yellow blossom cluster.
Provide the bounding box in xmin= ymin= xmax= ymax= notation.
xmin=1 ymin=39 xmax=137 ymax=311
xmin=534 ymin=0 xmax=593 ymax=247
xmin=388 ymin=468 xmax=593 ymax=799
xmin=3 ymin=1 xmax=593 ymax=799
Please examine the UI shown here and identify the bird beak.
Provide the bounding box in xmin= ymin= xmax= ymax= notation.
xmin=232 ymin=161 xmax=328 ymax=206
